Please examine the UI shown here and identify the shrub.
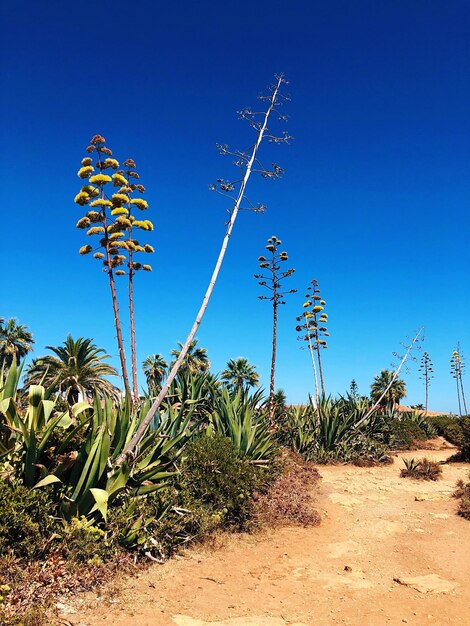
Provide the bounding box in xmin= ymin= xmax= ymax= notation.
xmin=0 ymin=482 xmax=60 ymax=560
xmin=386 ymin=416 xmax=428 ymax=450
xmin=453 ymin=477 xmax=470 ymax=520
xmin=253 ymin=451 xmax=320 ymax=527
xmin=178 ymin=434 xmax=265 ymax=530
xmin=400 ymin=457 xmax=442 ymax=481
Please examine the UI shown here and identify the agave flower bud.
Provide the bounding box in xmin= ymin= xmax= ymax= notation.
xmin=303 ymin=301 xmax=311 ymax=308
xmin=89 ymin=174 xmax=112 ymax=185
xmin=79 ymin=245 xmax=92 ymax=255
xmin=320 ymin=300 xmax=326 ymax=305
xmin=81 ymin=157 xmax=93 ymax=166
xmin=85 ymin=145 xmax=95 ymax=153
xmin=93 ymin=252 xmax=105 ymax=259
xmin=143 ymin=264 xmax=152 ymax=272
xmin=91 ymin=134 xmax=106 ymax=144
xmin=74 ymin=191 xmax=90 ymax=205
xmin=144 ymin=244 xmax=154 ymax=253
xmin=128 ymin=171 xmax=140 ymax=179
xmin=76 ymin=217 xmax=91 ymax=229
xmin=101 ymin=147 xmax=113 ymax=156
xmin=258 ymin=256 xmax=266 ymax=262
xmin=265 ymin=244 xmax=275 ymax=251
xmin=259 ymin=262 xmax=269 ymax=268
xmin=313 ymin=295 xmax=321 ymax=300
xmin=115 ymin=270 xmax=126 ymax=276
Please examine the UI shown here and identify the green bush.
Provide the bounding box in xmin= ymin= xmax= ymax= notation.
xmin=178 ymin=434 xmax=265 ymax=529
xmin=385 ymin=416 xmax=428 ymax=450
xmin=0 ymin=482 xmax=59 ymax=560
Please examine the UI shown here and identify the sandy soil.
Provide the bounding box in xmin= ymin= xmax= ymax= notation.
xmin=68 ymin=442 xmax=470 ymax=626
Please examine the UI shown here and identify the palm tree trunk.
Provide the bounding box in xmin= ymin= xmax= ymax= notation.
xmin=115 ymin=76 xmax=285 ymax=468
xmin=128 ymin=262 xmax=139 ymax=403
xmin=269 ymin=298 xmax=278 ymax=424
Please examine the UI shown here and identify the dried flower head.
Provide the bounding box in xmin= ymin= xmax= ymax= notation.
xmin=115 ymin=270 xmax=126 ymax=276
xmin=91 ymin=134 xmax=106 ymax=145
xmin=142 ymin=264 xmax=152 ymax=272
xmin=86 ymin=211 xmax=103 ymax=223
xmin=93 ymin=252 xmax=105 ymax=259
xmin=81 ymin=157 xmax=93 ymax=166
xmin=79 ymin=245 xmax=92 ymax=255
xmin=112 ymin=193 xmax=130 ymax=205
xmin=87 ymin=226 xmax=105 ymax=236
xmin=144 ymin=244 xmax=154 ymax=253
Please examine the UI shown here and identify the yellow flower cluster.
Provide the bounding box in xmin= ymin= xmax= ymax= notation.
xmin=74 ymin=191 xmax=90 ymax=205
xmin=111 ymin=207 xmax=129 ymax=216
xmin=130 ymin=198 xmax=148 ymax=210
xmin=87 ymin=226 xmax=105 ymax=236
xmin=133 ymin=219 xmax=153 ymax=231
xmin=109 ymin=232 xmax=124 ymax=240
xmin=115 ymin=270 xmax=126 ymax=276
xmin=142 ymin=265 xmax=152 ymax=272
xmin=86 ymin=211 xmax=103 ymax=223
xmin=144 ymin=244 xmax=154 ymax=253
xmin=89 ymin=174 xmax=112 ymax=185
xmin=78 ymin=166 xmax=94 ymax=179
xmin=81 ymin=157 xmax=93 ymax=166
xmin=93 ymin=252 xmax=105 ymax=259
xmin=103 ymin=158 xmax=119 ymax=169
xmin=76 ymin=217 xmax=91 ymax=229
xmin=112 ymin=173 xmax=128 ymax=186
xmin=115 ymin=217 xmax=132 ymax=229
xmin=112 ymin=193 xmax=130 ymax=205
xmin=313 ymin=306 xmax=323 ymax=313
xmin=81 ymin=185 xmax=100 ymax=198
xmin=79 ymin=245 xmax=92 ymax=255
xmin=90 ymin=199 xmax=113 ymax=208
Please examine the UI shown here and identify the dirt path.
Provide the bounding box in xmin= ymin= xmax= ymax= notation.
xmin=70 ymin=445 xmax=470 ymax=626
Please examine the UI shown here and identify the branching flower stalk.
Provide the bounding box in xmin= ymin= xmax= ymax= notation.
xmin=256 ymin=236 xmax=296 ymax=423
xmin=418 ymin=351 xmax=434 ymax=416
xmin=355 ymin=326 xmax=424 ymax=429
xmin=115 ymin=74 xmax=290 ymax=467
xmin=297 ymin=279 xmax=329 ymax=397
xmin=451 ymin=345 xmax=467 ymax=417
xmin=75 ymin=135 xmax=132 ymax=397
xmin=117 ymin=158 xmax=154 ymax=404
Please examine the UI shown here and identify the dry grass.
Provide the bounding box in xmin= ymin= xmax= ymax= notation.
xmin=453 ymin=477 xmax=470 ymax=521
xmin=253 ymin=450 xmax=321 ymax=528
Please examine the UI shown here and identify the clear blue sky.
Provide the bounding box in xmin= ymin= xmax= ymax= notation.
xmin=1 ymin=1 xmax=469 ymax=411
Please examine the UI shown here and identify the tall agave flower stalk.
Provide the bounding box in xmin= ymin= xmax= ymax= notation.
xmin=296 ymin=278 xmax=329 ymax=402
xmin=418 ymin=351 xmax=434 ymax=416
xmin=74 ymin=136 xmax=154 ymax=400
xmin=256 ymin=236 xmax=296 ymax=423
xmin=115 ymin=74 xmax=290 ymax=467
xmin=114 ymin=158 xmax=154 ymax=404
xmin=451 ymin=346 xmax=467 ymax=416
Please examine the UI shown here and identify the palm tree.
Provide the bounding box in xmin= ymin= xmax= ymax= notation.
xmin=370 ymin=370 xmax=406 ymax=407
xmin=221 ymin=357 xmax=260 ymax=392
xmin=170 ymin=339 xmax=210 ymax=375
xmin=0 ymin=317 xmax=35 ymax=370
xmin=143 ymin=354 xmax=168 ymax=395
xmin=24 ymin=335 xmax=119 ymax=404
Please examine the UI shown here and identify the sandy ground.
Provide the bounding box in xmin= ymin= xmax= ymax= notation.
xmin=68 ymin=442 xmax=470 ymax=626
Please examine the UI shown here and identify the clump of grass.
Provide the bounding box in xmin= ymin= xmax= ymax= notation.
xmin=253 ymin=450 xmax=321 ymax=527
xmin=400 ymin=457 xmax=442 ymax=481
xmin=453 ymin=477 xmax=470 ymax=520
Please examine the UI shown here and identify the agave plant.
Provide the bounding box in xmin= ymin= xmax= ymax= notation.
xmin=208 ymin=388 xmax=275 ymax=465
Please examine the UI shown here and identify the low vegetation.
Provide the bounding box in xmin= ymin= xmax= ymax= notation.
xmin=453 ymin=476 xmax=470 ymax=520
xmin=400 ymin=457 xmax=443 ymax=481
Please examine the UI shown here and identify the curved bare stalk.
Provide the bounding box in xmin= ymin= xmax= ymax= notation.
xmin=115 ymin=75 xmax=288 ymax=466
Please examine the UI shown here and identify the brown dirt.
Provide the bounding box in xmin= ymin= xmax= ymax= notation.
xmin=68 ymin=442 xmax=470 ymax=626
